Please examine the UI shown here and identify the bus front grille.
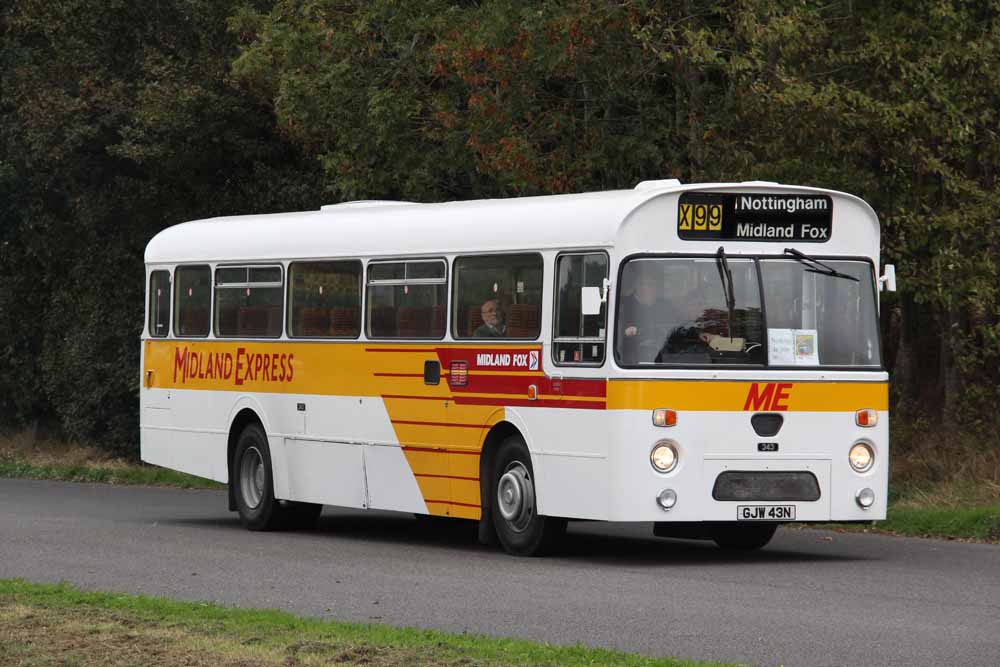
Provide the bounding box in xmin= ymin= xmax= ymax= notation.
xmin=712 ymin=471 xmax=821 ymax=502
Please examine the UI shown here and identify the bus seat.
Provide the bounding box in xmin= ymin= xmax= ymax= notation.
xmin=238 ymin=306 xmax=269 ymax=336
xmin=397 ymin=306 xmax=431 ymax=338
xmin=430 ymin=305 xmax=446 ymax=338
xmin=467 ymin=307 xmax=484 ymax=336
xmin=300 ymin=307 xmax=329 ymax=337
xmin=330 ymin=307 xmax=358 ymax=336
xmin=181 ymin=308 xmax=210 ymax=336
xmin=370 ymin=306 xmax=397 ymax=337
xmin=507 ymin=303 xmax=540 ymax=337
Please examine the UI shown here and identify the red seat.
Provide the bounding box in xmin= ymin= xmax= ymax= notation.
xmin=507 ymin=303 xmax=540 ymax=338
xmin=330 ymin=307 xmax=359 ymax=336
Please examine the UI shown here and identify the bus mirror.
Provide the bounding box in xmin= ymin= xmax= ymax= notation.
xmin=879 ymin=264 xmax=897 ymax=292
xmin=581 ymin=287 xmax=602 ymax=315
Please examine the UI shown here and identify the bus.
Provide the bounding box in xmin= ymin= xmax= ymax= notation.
xmin=141 ymin=180 xmax=895 ymax=555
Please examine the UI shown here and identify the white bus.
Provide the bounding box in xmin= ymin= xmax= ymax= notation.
xmin=141 ymin=180 xmax=894 ymax=555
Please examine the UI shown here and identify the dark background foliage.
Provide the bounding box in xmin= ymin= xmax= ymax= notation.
xmin=2 ymin=0 xmax=998 ymax=457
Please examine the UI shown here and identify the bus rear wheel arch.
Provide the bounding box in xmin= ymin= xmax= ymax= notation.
xmin=230 ymin=420 xmax=321 ymax=531
xmin=488 ymin=434 xmax=565 ymax=556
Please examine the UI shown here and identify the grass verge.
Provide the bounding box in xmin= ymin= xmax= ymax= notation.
xmin=0 ymin=579 xmax=734 ymax=667
xmin=817 ymin=480 xmax=1000 ymax=543
xmin=0 ymin=431 xmax=221 ymax=489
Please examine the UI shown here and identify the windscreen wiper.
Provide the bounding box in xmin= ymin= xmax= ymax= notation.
xmin=783 ymin=247 xmax=859 ymax=282
xmin=715 ymin=246 xmax=736 ymax=339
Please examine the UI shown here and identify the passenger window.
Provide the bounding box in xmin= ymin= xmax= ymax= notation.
xmin=215 ymin=265 xmax=283 ymax=338
xmin=149 ymin=270 xmax=171 ymax=338
xmin=453 ymin=254 xmax=543 ymax=339
xmin=366 ymin=260 xmax=447 ymax=338
xmin=554 ymin=253 xmax=608 ymax=364
xmin=174 ymin=265 xmax=211 ymax=337
xmin=288 ymin=261 xmax=362 ymax=338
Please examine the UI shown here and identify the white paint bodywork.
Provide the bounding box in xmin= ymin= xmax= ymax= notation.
xmin=141 ymin=181 xmax=888 ymax=524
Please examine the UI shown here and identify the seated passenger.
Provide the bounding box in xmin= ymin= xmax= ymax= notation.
xmin=475 ymin=298 xmax=507 ymax=337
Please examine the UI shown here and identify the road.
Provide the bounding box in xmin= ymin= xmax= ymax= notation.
xmin=1 ymin=479 xmax=997 ymax=666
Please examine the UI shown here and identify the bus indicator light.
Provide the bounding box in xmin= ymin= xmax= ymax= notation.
xmin=653 ymin=409 xmax=677 ymax=427
xmin=855 ymin=409 xmax=877 ymax=427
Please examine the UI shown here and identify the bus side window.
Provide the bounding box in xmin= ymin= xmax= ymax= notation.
xmin=174 ymin=265 xmax=211 ymax=337
xmin=452 ymin=254 xmax=543 ymax=339
xmin=554 ymin=252 xmax=608 ymax=364
xmin=214 ymin=266 xmax=284 ymax=338
xmin=366 ymin=260 xmax=447 ymax=339
xmin=287 ymin=260 xmax=362 ymax=338
xmin=149 ymin=270 xmax=171 ymax=337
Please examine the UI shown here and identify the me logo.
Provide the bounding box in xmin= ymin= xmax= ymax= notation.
xmin=528 ymin=350 xmax=539 ymax=370
xmin=743 ymin=382 xmax=793 ymax=412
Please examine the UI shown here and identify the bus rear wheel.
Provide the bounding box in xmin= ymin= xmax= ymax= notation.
xmin=491 ymin=435 xmax=565 ymax=556
xmin=233 ymin=423 xmax=321 ymax=531
xmin=710 ymin=523 xmax=777 ymax=550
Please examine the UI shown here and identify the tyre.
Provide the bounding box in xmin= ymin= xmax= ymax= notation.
xmin=490 ymin=435 xmax=565 ymax=556
xmin=232 ymin=422 xmax=321 ymax=531
xmin=710 ymin=523 xmax=778 ymax=550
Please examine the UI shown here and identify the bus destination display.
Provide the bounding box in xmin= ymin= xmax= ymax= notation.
xmin=677 ymin=192 xmax=833 ymax=242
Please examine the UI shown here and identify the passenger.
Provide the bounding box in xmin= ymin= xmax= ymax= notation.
xmin=475 ymin=298 xmax=507 ymax=337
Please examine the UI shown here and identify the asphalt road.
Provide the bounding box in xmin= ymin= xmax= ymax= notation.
xmin=1 ymin=479 xmax=997 ymax=666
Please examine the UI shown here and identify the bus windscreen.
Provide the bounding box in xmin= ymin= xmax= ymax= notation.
xmin=616 ymin=257 xmax=880 ymax=368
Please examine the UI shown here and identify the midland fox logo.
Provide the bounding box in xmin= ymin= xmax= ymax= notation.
xmin=743 ymin=382 xmax=793 ymax=411
xmin=475 ymin=350 xmax=540 ymax=370
xmin=173 ymin=346 xmax=295 ymax=386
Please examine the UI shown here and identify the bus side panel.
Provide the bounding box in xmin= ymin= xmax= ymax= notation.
xmin=364 ymin=443 xmax=430 ymax=513
xmin=510 ymin=407 xmax=613 ymax=521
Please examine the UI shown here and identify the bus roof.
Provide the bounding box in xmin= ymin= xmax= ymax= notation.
xmin=144 ymin=181 xmax=877 ymax=264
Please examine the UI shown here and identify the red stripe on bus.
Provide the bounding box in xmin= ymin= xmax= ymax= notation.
xmin=365 ymin=348 xmax=435 ymax=353
xmin=373 ymin=372 xmax=425 ymax=377
xmin=424 ymin=499 xmax=481 ymax=508
xmin=415 ymin=473 xmax=480 ymax=482
xmin=449 ymin=397 xmax=606 ymax=410
xmin=392 ymin=419 xmax=485 ymax=429
xmin=381 ymin=394 xmax=452 ymax=401
xmin=401 ymin=445 xmax=481 ymax=455
xmin=447 ymin=374 xmax=606 ymax=398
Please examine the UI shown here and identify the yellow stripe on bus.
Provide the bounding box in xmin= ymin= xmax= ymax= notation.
xmin=607 ymin=380 xmax=888 ymax=412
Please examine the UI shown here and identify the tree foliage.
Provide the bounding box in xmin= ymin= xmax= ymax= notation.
xmin=2 ymin=0 xmax=999 ymax=452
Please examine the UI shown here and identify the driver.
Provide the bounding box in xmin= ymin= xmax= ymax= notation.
xmin=619 ymin=267 xmax=675 ymax=363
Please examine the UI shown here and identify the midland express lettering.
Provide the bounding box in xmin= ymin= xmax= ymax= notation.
xmin=173 ymin=347 xmax=294 ymax=385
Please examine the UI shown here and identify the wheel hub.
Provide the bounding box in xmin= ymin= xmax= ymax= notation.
xmin=497 ymin=462 xmax=534 ymax=532
xmin=239 ymin=446 xmax=265 ymax=509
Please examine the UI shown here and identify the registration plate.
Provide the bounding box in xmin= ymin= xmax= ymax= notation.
xmin=737 ymin=505 xmax=795 ymax=521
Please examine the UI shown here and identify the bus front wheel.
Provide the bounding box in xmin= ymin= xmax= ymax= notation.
xmin=233 ymin=423 xmax=321 ymax=531
xmin=710 ymin=523 xmax=777 ymax=550
xmin=490 ymin=435 xmax=565 ymax=556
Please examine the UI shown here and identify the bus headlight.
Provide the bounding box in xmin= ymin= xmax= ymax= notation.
xmin=650 ymin=441 xmax=678 ymax=473
xmin=849 ymin=442 xmax=874 ymax=472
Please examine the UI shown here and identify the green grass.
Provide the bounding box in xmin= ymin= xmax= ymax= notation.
xmin=836 ymin=505 xmax=1000 ymax=542
xmin=0 ymin=579 xmax=736 ymax=667
xmin=0 ymin=456 xmax=222 ymax=489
